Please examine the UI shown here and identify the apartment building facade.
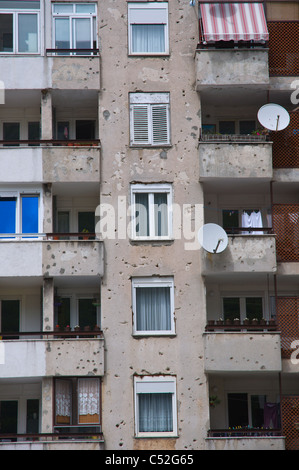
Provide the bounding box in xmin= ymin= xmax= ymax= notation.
xmin=0 ymin=0 xmax=298 ymax=452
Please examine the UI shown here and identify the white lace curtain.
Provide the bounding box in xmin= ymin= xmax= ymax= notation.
xmin=56 ymin=379 xmax=71 ymax=418
xmin=78 ymin=378 xmax=100 ymax=416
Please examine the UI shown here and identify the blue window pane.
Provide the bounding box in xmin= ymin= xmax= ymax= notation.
xmin=0 ymin=198 xmax=16 ymax=233
xmin=22 ymin=196 xmax=38 ymax=234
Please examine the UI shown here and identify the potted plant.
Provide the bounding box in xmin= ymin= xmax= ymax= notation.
xmin=233 ymin=318 xmax=240 ymax=325
xmin=251 ymin=318 xmax=259 ymax=325
xmin=74 ymin=325 xmax=80 ymax=332
xmin=209 ymin=395 xmax=221 ymax=408
xmin=82 ymin=228 xmax=90 ymax=240
xmin=216 ymin=317 xmax=223 ymax=326
xmin=225 ymin=318 xmax=231 ymax=326
xmin=243 ymin=318 xmax=250 ymax=326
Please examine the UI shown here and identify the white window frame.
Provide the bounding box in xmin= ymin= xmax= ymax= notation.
xmin=128 ymin=2 xmax=169 ymax=55
xmin=131 ymin=183 xmax=173 ymax=240
xmin=134 ymin=376 xmax=177 ymax=438
xmin=0 ymin=188 xmax=42 ymax=239
xmin=130 ymin=93 xmax=171 ymax=146
xmin=132 ymin=276 xmax=175 ymax=336
xmin=0 ymin=5 xmax=40 ymax=55
xmin=52 ymin=2 xmax=97 ymax=54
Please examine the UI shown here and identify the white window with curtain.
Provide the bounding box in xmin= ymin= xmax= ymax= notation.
xmin=128 ymin=2 xmax=169 ymax=55
xmin=132 ymin=277 xmax=175 ymax=335
xmin=131 ymin=183 xmax=172 ymax=240
xmin=134 ymin=376 xmax=177 ymax=437
xmin=130 ymin=93 xmax=170 ymax=146
xmin=0 ymin=1 xmax=40 ymax=54
xmin=52 ymin=2 xmax=97 ymax=55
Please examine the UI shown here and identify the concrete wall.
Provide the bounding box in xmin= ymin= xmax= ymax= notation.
xmin=199 ymin=143 xmax=273 ymax=180
xmin=0 ymin=339 xmax=104 ymax=378
xmin=195 ymin=50 xmax=269 ymax=90
xmin=202 ymin=235 xmax=277 ymax=274
xmin=204 ymin=333 xmax=282 ymax=372
xmin=99 ymin=0 xmax=208 ymax=450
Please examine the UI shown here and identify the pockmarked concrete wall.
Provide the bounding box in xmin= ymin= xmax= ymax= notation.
xmin=99 ymin=0 xmax=208 ymax=450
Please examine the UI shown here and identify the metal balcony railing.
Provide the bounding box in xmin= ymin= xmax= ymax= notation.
xmin=0 ymin=328 xmax=103 ymax=340
xmin=272 ymin=204 xmax=299 ymax=262
xmin=276 ymin=296 xmax=299 ymax=359
xmin=272 ymin=112 xmax=299 ymax=169
xmin=0 ymin=139 xmax=101 ymax=147
xmin=268 ymin=21 xmax=299 ymax=77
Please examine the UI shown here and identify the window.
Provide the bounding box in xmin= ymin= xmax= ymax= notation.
xmin=0 ymin=299 xmax=20 ymax=339
xmin=128 ymin=2 xmax=168 ymax=55
xmin=0 ymin=190 xmax=40 ymax=238
xmin=52 ymin=3 xmax=97 ymax=54
xmin=223 ymin=296 xmax=264 ymax=322
xmin=55 ymin=295 xmax=99 ymax=330
xmin=0 ymin=1 xmax=39 ymax=54
xmin=54 ymin=377 xmax=101 ymax=432
xmin=132 ymin=277 xmax=175 ymax=335
xmin=131 ymin=184 xmax=172 ymax=240
xmin=130 ymin=93 xmax=170 ymax=146
xmin=228 ymin=393 xmax=267 ymax=429
xmin=134 ymin=376 xmax=177 ymax=437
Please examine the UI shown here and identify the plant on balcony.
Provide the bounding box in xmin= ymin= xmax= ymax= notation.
xmin=216 ymin=317 xmax=223 ymax=325
xmin=233 ymin=318 xmax=240 ymax=325
xmin=82 ymin=228 xmax=90 ymax=240
xmin=243 ymin=318 xmax=249 ymax=325
xmin=209 ymin=395 xmax=221 ymax=408
xmin=251 ymin=318 xmax=259 ymax=325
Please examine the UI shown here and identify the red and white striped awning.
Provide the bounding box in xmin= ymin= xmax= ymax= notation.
xmin=200 ymin=3 xmax=269 ymax=42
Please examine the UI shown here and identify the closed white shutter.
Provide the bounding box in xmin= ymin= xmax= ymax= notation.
xmin=132 ymin=104 xmax=149 ymax=144
xmin=152 ymin=104 xmax=169 ymax=145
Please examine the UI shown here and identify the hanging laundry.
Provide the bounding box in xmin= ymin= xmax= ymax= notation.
xmin=242 ymin=210 xmax=263 ymax=234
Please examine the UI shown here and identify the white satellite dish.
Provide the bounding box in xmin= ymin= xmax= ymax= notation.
xmin=198 ymin=223 xmax=228 ymax=254
xmin=257 ymin=103 xmax=290 ymax=131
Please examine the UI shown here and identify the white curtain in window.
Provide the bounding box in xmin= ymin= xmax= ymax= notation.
xmin=136 ymin=286 xmax=171 ymax=331
xmin=78 ymin=378 xmax=100 ymax=416
xmin=154 ymin=193 xmax=168 ymax=236
xmin=132 ymin=24 xmax=165 ymax=53
xmin=135 ymin=193 xmax=149 ymax=236
xmin=55 ymin=379 xmax=71 ymax=418
xmin=139 ymin=393 xmax=173 ymax=432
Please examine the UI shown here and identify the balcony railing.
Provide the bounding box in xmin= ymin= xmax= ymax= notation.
xmin=0 ymin=328 xmax=103 ymax=340
xmin=0 ymin=139 xmax=101 ymax=147
xmin=205 ymin=319 xmax=277 ymax=332
xmin=272 ymin=112 xmax=299 ymax=169
xmin=268 ymin=21 xmax=299 ymax=77
xmin=224 ymin=227 xmax=273 ymax=235
xmin=46 ymin=48 xmax=100 ymax=56
xmin=208 ymin=428 xmax=281 ymax=438
xmin=0 ymin=431 xmax=103 ymax=442
xmin=272 ymin=204 xmax=299 ymax=262
xmin=200 ymin=133 xmax=268 ymax=143
xmin=276 ymin=296 xmax=299 ymax=359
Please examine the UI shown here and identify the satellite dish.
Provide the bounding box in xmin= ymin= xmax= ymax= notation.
xmin=257 ymin=103 xmax=290 ymax=131
xmin=198 ymin=223 xmax=228 ymax=254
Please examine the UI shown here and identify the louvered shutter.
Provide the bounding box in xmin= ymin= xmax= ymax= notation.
xmin=152 ymin=104 xmax=169 ymax=145
xmin=132 ymin=105 xmax=149 ymax=144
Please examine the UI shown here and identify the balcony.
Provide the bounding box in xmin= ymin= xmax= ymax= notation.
xmin=199 ymin=137 xmax=272 ymax=181
xmin=204 ymin=329 xmax=281 ymax=373
xmin=195 ymin=48 xmax=269 ymax=91
xmin=201 ymin=232 xmax=276 ymax=275
xmin=0 ymin=330 xmax=104 ymax=379
xmin=0 ymin=141 xmax=100 ymax=184
xmin=0 ymin=52 xmax=100 ymax=91
xmin=0 ymin=236 xmax=104 ymax=278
